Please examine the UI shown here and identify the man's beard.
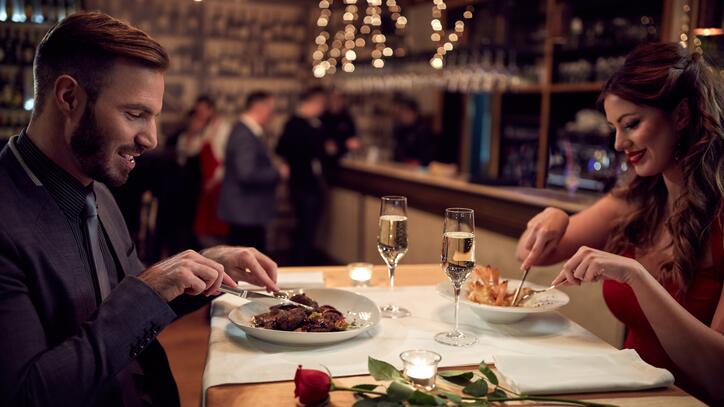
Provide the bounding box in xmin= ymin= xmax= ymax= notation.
xmin=70 ymin=103 xmax=128 ymax=187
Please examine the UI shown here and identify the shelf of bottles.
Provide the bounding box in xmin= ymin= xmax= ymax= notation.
xmin=551 ymin=0 xmax=663 ymax=84
xmin=0 ymin=1 xmax=81 ymax=139
xmin=201 ymin=1 xmax=307 ymax=118
xmin=89 ymin=0 xmax=308 ymax=128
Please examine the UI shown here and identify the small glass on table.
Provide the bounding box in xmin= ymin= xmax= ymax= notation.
xmin=376 ymin=196 xmax=410 ymax=318
xmin=435 ymin=208 xmax=478 ymax=346
xmin=400 ymin=349 xmax=442 ymax=391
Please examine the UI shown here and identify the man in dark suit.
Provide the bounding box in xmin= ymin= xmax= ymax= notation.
xmin=0 ymin=12 xmax=278 ymax=407
xmin=276 ymin=87 xmax=330 ymax=265
xmin=218 ymin=91 xmax=284 ymax=252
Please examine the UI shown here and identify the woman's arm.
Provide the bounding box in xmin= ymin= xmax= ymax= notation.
xmin=630 ymin=270 xmax=724 ymax=403
xmin=553 ymin=246 xmax=724 ymax=403
xmin=516 ymin=193 xmax=629 ymax=268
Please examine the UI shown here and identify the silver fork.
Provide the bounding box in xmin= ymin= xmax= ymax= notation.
xmin=517 ymin=282 xmax=564 ymax=305
xmin=346 ymin=311 xmax=373 ymax=329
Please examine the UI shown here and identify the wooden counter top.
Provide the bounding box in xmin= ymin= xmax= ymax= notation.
xmin=331 ymin=160 xmax=601 ymax=238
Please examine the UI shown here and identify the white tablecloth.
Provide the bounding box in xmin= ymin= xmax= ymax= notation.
xmin=202 ymin=284 xmax=619 ymax=401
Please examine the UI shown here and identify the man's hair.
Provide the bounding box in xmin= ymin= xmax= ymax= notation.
xmin=395 ymin=97 xmax=419 ymax=113
xmin=245 ymin=91 xmax=272 ymax=111
xmin=195 ymin=95 xmax=215 ymax=110
xmin=299 ymin=86 xmax=326 ymax=103
xmin=33 ymin=11 xmax=169 ymax=117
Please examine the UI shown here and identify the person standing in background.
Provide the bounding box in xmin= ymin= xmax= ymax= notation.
xmin=276 ymin=87 xmax=328 ymax=265
xmin=189 ymin=97 xmax=232 ymax=248
xmin=392 ymin=97 xmax=435 ymax=166
xmin=320 ymin=89 xmax=360 ymax=172
xmin=218 ymin=91 xmax=284 ymax=252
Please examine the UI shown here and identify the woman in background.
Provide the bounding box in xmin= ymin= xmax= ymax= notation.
xmin=516 ymin=43 xmax=723 ymax=404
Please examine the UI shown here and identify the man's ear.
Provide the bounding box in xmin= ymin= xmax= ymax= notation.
xmin=673 ymin=99 xmax=690 ymax=131
xmin=53 ymin=74 xmax=86 ymax=120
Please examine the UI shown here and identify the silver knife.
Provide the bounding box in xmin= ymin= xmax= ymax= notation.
xmin=218 ymin=284 xmax=315 ymax=310
xmin=511 ymin=267 xmax=531 ymax=307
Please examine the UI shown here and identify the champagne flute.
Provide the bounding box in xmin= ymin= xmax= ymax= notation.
xmin=377 ymin=196 xmax=410 ymax=318
xmin=435 ymin=208 xmax=478 ymax=346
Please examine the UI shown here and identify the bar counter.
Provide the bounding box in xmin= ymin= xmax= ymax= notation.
xmin=331 ymin=159 xmax=601 ymax=238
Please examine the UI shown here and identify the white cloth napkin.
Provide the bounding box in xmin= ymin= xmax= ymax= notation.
xmin=235 ymin=271 xmax=325 ymax=290
xmin=203 ymin=285 xmax=619 ymax=405
xmin=494 ymin=349 xmax=674 ymax=395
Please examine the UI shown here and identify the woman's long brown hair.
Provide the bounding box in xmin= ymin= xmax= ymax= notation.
xmin=600 ymin=43 xmax=724 ymax=293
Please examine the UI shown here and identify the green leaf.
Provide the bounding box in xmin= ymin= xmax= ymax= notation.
xmin=378 ymin=402 xmax=405 ymax=407
xmin=488 ymin=389 xmax=507 ymax=400
xmin=386 ymin=381 xmax=415 ymax=402
xmin=408 ymin=391 xmax=446 ymax=406
xmin=351 ymin=384 xmax=380 ymax=392
xmin=462 ymin=379 xmax=488 ymax=397
xmin=353 ymin=399 xmax=378 ymax=407
xmin=439 ymin=371 xmax=474 ymax=386
xmin=438 ymin=370 xmax=474 ymax=380
xmin=369 ymin=356 xmax=404 ymax=381
xmin=478 ymin=363 xmax=498 ymax=386
xmin=354 ymin=399 xmax=405 ymax=407
xmin=440 ymin=391 xmax=462 ymax=404
xmin=465 ymin=400 xmax=489 ymax=406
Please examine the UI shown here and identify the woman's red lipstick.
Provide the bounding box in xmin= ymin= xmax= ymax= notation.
xmin=627 ymin=149 xmax=645 ymax=164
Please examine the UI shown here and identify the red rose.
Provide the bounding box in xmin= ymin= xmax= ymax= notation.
xmin=294 ymin=365 xmax=331 ymax=406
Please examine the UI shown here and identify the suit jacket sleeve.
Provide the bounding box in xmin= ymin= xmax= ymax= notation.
xmin=226 ymin=124 xmax=279 ymax=187
xmin=0 ymin=229 xmax=177 ymax=406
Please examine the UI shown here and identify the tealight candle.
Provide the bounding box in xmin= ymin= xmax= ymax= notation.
xmin=347 ymin=262 xmax=373 ymax=286
xmin=400 ymin=350 xmax=442 ymax=390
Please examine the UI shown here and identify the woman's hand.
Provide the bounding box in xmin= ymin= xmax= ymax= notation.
xmin=552 ymin=246 xmax=647 ymax=286
xmin=517 ymin=207 xmax=569 ymax=269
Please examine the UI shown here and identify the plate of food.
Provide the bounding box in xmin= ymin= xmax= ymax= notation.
xmin=437 ymin=265 xmax=569 ymax=324
xmin=228 ymin=288 xmax=381 ymax=346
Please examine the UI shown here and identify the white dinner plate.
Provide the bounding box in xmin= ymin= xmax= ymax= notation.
xmin=228 ymin=288 xmax=380 ymax=346
xmin=436 ymin=279 xmax=569 ymax=324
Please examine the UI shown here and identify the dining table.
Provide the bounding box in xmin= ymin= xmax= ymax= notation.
xmin=202 ymin=264 xmax=704 ymax=406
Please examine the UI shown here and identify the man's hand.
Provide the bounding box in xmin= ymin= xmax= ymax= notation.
xmin=201 ymin=246 xmax=279 ymax=291
xmin=138 ymin=250 xmax=235 ymax=302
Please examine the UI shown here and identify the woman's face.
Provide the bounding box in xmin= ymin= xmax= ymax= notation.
xmin=604 ymin=94 xmax=679 ymax=177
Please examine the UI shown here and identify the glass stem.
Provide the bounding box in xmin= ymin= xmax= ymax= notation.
xmin=388 ymin=264 xmax=396 ymax=292
xmin=453 ymin=283 xmax=461 ymax=335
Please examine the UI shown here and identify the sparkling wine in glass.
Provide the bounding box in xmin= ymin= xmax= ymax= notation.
xmin=435 ymin=208 xmax=478 ymax=346
xmin=377 ymin=196 xmax=410 ymax=318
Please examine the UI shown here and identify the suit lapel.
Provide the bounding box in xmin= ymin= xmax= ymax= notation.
xmin=7 ymin=135 xmax=98 ymax=313
xmin=34 ymin=196 xmax=99 ymax=314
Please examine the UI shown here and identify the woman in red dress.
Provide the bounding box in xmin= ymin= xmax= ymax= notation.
xmin=516 ymin=42 xmax=723 ymax=404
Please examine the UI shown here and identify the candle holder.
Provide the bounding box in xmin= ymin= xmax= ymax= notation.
xmin=399 ymin=349 xmax=442 ymax=390
xmin=347 ymin=262 xmax=373 ymax=287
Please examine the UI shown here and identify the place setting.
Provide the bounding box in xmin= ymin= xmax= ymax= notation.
xmin=204 ymin=195 xmax=664 ymax=404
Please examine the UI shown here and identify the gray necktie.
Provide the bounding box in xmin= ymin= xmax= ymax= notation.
xmin=84 ymin=190 xmax=112 ymax=300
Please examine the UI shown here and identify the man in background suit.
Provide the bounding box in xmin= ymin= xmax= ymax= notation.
xmin=218 ymin=91 xmax=286 ymax=252
xmin=0 ymin=12 xmax=278 ymax=407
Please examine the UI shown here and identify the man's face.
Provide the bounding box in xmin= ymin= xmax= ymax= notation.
xmin=193 ymin=100 xmax=215 ymax=125
xmin=256 ymin=97 xmax=275 ymax=126
xmin=70 ymin=60 xmax=164 ymax=186
xmin=306 ymin=94 xmax=327 ymax=118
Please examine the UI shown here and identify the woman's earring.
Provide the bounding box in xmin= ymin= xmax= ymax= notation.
xmin=673 ymin=140 xmax=684 ymax=161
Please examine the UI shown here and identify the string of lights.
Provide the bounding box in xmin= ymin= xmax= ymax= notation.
xmin=429 ymin=0 xmax=474 ymax=70
xmin=312 ymin=0 xmax=407 ymax=78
